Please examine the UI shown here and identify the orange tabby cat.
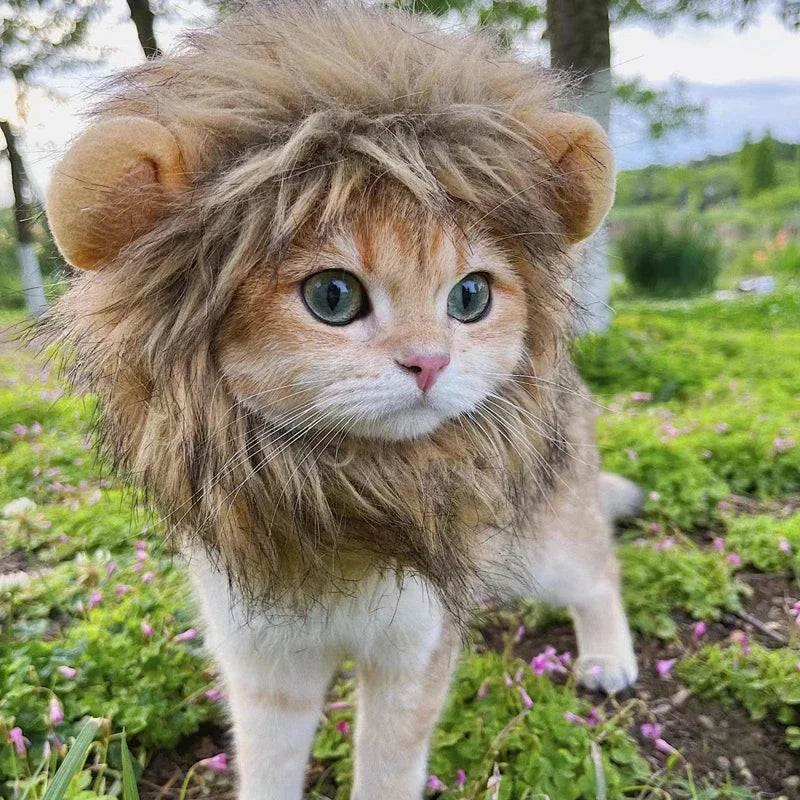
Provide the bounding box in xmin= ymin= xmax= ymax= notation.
xmin=45 ymin=4 xmax=640 ymax=797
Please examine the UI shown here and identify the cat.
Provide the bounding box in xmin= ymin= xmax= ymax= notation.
xmin=45 ymin=4 xmax=640 ymax=798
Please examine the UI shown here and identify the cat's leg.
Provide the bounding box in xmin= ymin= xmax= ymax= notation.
xmin=350 ymin=589 xmax=460 ymax=800
xmin=525 ymin=489 xmax=637 ymax=694
xmin=222 ymin=643 xmax=338 ymax=800
xmin=187 ymin=554 xmax=337 ymax=800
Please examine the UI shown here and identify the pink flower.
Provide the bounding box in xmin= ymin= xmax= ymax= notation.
xmin=105 ymin=562 xmax=117 ymax=578
xmin=57 ymin=666 xmax=77 ymax=679
xmin=726 ymin=553 xmax=742 ymax=566
xmin=662 ymin=423 xmax=680 ymax=438
xmin=649 ymin=522 xmax=662 ymax=534
xmin=692 ymin=621 xmax=707 ymax=638
xmin=503 ymin=673 xmax=513 ymax=687
xmin=654 ymin=738 xmax=678 ymax=756
xmin=656 ymin=658 xmax=677 ymax=677
xmin=198 ymin=753 xmax=228 ymax=772
xmin=141 ymin=571 xmax=154 ymax=584
xmin=456 ymin=769 xmax=467 ymax=789
xmin=426 ymin=775 xmax=447 ymax=792
xmin=136 ymin=549 xmax=148 ymax=562
xmin=654 ymin=537 xmax=675 ymax=551
xmin=774 ymin=437 xmax=796 ymax=453
xmin=12 ymin=423 xmax=27 ymax=437
xmin=564 ymin=711 xmax=586 ymax=725
xmin=641 ymin=722 xmax=662 ymax=739
xmin=87 ymin=592 xmax=102 ymax=610
xmin=712 ymin=537 xmax=725 ymax=551
xmin=205 ymin=688 xmax=225 ymax=702
xmin=116 ymin=584 xmax=132 ymax=596
xmin=8 ymin=727 xmax=26 ymax=755
xmin=631 ymin=392 xmax=652 ymax=402
xmin=30 ymin=422 xmax=42 ymax=436
xmin=141 ymin=621 xmax=154 ymax=638
xmin=135 ymin=540 xmax=147 ymax=550
xmin=513 ymin=625 xmax=526 ymax=643
xmin=174 ymin=628 xmax=197 ymax=643
xmin=518 ymin=687 xmax=534 ymax=709
xmin=531 ymin=654 xmax=548 ymax=676
xmin=731 ymin=630 xmax=751 ymax=655
xmin=559 ymin=651 xmax=572 ymax=667
xmin=586 ymin=708 xmax=602 ymax=727
xmin=326 ymin=701 xmax=352 ymax=711
xmin=779 ymin=539 xmax=791 ymax=554
xmin=792 ymin=601 xmax=800 ymax=617
xmin=477 ymin=680 xmax=489 ymax=699
xmin=48 ymin=697 xmax=64 ymax=726
xmin=336 ymin=720 xmax=350 ymax=737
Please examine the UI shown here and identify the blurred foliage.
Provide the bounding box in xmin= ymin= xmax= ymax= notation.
xmin=618 ymin=220 xmax=721 ymax=297
xmin=739 ymin=134 xmax=779 ymax=198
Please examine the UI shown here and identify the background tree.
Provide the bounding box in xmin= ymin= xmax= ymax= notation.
xmin=125 ymin=0 xmax=161 ymax=58
xmin=1 ymin=0 xmax=99 ymax=314
xmin=740 ymin=133 xmax=778 ymax=197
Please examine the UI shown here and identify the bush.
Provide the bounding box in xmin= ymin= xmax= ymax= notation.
xmin=619 ymin=221 xmax=720 ymax=297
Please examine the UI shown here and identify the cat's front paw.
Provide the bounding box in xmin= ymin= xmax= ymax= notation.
xmin=574 ymin=653 xmax=638 ymax=694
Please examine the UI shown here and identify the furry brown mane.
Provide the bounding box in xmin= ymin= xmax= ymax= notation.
xmin=47 ymin=1 xmax=589 ymax=622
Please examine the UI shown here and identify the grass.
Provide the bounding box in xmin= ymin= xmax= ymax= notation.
xmin=1 ymin=288 xmax=799 ymax=799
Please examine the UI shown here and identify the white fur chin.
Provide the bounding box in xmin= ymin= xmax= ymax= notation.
xmin=351 ymin=406 xmax=448 ymax=441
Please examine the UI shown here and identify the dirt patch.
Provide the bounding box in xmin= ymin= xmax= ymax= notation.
xmin=0 ymin=551 xmax=30 ymax=575
xmin=727 ymin=493 xmax=800 ymax=519
xmin=494 ymin=571 xmax=800 ymax=796
xmin=140 ymin=724 xmax=235 ymax=800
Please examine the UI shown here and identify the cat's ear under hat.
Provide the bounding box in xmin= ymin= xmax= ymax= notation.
xmin=538 ymin=113 xmax=615 ymax=244
xmin=46 ymin=117 xmax=189 ymax=270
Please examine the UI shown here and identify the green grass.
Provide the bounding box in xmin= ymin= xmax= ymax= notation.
xmin=1 ymin=290 xmax=799 ymax=798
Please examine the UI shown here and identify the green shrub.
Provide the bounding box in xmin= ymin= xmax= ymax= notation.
xmin=724 ymin=513 xmax=800 ymax=574
xmin=743 ymin=182 xmax=800 ymax=213
xmin=313 ymin=651 xmax=651 ymax=799
xmin=619 ymin=539 xmax=743 ymax=639
xmin=678 ymin=643 xmax=800 ymax=749
xmin=619 ymin=221 xmax=720 ymax=297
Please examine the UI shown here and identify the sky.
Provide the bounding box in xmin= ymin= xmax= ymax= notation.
xmin=2 ymin=1 xmax=800 ymax=207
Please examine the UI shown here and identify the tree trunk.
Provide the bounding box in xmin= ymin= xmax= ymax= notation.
xmin=1 ymin=119 xmax=47 ymax=317
xmin=547 ymin=0 xmax=613 ymax=333
xmin=126 ymin=0 xmax=162 ymax=59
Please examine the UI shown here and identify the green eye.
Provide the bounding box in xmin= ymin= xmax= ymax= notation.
xmin=302 ymin=270 xmax=367 ymax=325
xmin=447 ymin=272 xmax=491 ymax=323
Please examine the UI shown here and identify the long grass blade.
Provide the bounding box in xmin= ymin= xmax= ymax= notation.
xmin=42 ymin=718 xmax=101 ymax=800
xmin=120 ymin=732 xmax=140 ymax=800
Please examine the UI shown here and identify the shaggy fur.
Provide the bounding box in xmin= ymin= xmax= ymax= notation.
xmin=48 ymin=1 xmax=597 ymax=622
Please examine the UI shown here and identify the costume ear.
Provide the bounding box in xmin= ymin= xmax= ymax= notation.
xmin=46 ymin=116 xmax=188 ymax=270
xmin=538 ymin=113 xmax=615 ymax=244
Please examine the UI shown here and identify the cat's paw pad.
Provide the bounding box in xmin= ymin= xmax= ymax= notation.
xmin=574 ymin=654 xmax=638 ymax=694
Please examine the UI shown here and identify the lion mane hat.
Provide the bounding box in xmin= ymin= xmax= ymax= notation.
xmin=45 ymin=1 xmax=614 ymax=619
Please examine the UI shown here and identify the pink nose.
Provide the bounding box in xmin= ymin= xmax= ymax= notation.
xmin=397 ymin=353 xmax=450 ymax=392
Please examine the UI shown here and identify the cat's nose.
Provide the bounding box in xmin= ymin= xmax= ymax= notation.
xmin=397 ymin=353 xmax=451 ymax=392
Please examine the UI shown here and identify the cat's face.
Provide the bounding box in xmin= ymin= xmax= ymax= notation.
xmin=220 ymin=210 xmax=529 ymax=441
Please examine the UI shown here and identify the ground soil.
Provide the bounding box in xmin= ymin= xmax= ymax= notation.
xmin=138 ymin=571 xmax=800 ymax=799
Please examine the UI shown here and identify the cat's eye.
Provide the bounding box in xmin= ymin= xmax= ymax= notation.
xmin=447 ymin=272 xmax=491 ymax=323
xmin=302 ymin=270 xmax=367 ymax=325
